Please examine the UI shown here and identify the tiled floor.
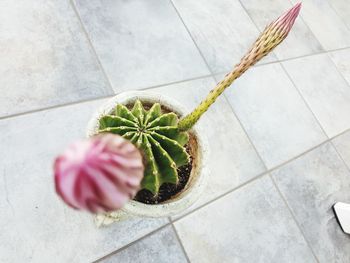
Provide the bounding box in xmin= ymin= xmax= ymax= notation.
xmin=1 ymin=0 xmax=350 ymax=262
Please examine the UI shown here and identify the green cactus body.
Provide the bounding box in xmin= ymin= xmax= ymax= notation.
xmin=98 ymin=100 xmax=190 ymax=195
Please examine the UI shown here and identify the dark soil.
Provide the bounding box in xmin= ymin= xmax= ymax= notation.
xmin=133 ymin=155 xmax=192 ymax=204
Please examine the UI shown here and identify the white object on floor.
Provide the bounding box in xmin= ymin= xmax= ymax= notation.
xmin=333 ymin=202 xmax=350 ymax=234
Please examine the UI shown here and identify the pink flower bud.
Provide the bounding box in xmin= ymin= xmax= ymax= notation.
xmin=271 ymin=2 xmax=302 ymax=36
xmin=54 ymin=134 xmax=144 ymax=213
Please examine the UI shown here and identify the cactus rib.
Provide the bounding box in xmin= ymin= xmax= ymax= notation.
xmin=98 ymin=100 xmax=190 ymax=195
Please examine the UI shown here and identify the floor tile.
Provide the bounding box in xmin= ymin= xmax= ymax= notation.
xmin=222 ymin=63 xmax=326 ymax=168
xmin=241 ymin=0 xmax=323 ymax=60
xmin=283 ymin=53 xmax=350 ymax=137
xmin=73 ymin=0 xmax=209 ymax=92
xmin=329 ymin=0 xmax=350 ymax=30
xmin=174 ymin=176 xmax=316 ymax=263
xmin=0 ymin=101 xmax=167 ymax=263
xmin=0 ymin=0 xmax=112 ymax=118
xmin=172 ymin=0 xmax=277 ymax=74
xmin=290 ymin=0 xmax=350 ymax=50
xmin=150 ymin=77 xmax=266 ymax=216
xmin=332 ymin=130 xmax=350 ymax=168
xmin=272 ymin=143 xmax=350 ymax=263
xmin=330 ymin=48 xmax=350 ymax=85
xmin=101 ymin=226 xmax=187 ymax=263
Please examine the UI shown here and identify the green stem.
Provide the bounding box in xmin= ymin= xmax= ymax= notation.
xmin=178 ymin=69 xmax=242 ymax=132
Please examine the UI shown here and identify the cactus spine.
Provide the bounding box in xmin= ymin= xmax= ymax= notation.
xmin=99 ymin=100 xmax=190 ymax=195
xmin=178 ymin=3 xmax=302 ymax=131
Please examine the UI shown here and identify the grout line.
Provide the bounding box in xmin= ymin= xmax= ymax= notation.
xmin=331 ymin=127 xmax=350 ymax=142
xmin=212 ymin=46 xmax=350 ymax=76
xmin=170 ymin=223 xmax=191 ymax=263
xmin=273 ymin=46 xmax=349 ymax=63
xmin=234 ymin=5 xmax=326 ymax=261
xmin=326 ymin=51 xmax=350 ymax=88
xmin=171 ymin=173 xmax=266 ymax=223
xmin=331 ymin=141 xmax=350 ymax=176
xmin=171 ymin=131 xmax=350 ymax=223
xmin=238 ymin=0 xmax=349 ymax=69
xmin=93 ymin=223 xmax=171 ymax=262
xmin=279 ymin=62 xmax=329 ymax=138
xmin=91 ymin=2 xmax=347 ymax=261
xmin=1 ymin=46 xmax=348 ymax=122
xmin=0 ymin=95 xmax=113 ymax=121
xmin=268 ymin=174 xmax=320 ymax=263
xmin=327 ymin=1 xmax=350 ymax=32
xmin=69 ymin=0 xmax=115 ymax=95
xmin=0 ymin=73 xmax=212 ymax=121
xmin=237 ymin=0 xmax=280 ymax=61
xmin=232 ymin=0 xmax=328 ymax=171
xmin=172 ymin=0 xmax=277 ymax=179
xmin=170 ymin=0 xmax=214 ymax=77
xmin=222 ymin=93 xmax=268 ymax=171
xmin=281 ymin=52 xmax=350 ymax=142
xmin=171 ymin=0 xmax=349 ymax=227
xmin=285 ymin=0 xmax=326 ymax=53
xmin=91 ymin=118 xmax=348 ymax=261
xmin=138 ymin=73 xmax=213 ymax=91
xmin=69 ymin=4 xmax=350 ymax=260
xmin=7 ymin=0 xmax=346 ymax=124
xmin=237 ymin=0 xmax=350 ymax=189
xmin=2 ymin=45 xmax=347 ymax=122
xmin=171 ymin=0 xmax=268 ymax=174
xmin=280 ymin=0 xmax=350 ymax=184
xmin=2 ymin=2 xmax=348 ymax=262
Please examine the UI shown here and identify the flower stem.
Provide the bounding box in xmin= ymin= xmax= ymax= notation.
xmin=178 ymin=3 xmax=301 ymax=131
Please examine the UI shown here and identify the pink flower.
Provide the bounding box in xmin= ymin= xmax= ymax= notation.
xmin=54 ymin=134 xmax=144 ymax=213
xmin=239 ymin=2 xmax=302 ymax=72
xmin=271 ymin=2 xmax=302 ymax=36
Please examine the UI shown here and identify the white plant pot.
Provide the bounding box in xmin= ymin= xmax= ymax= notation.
xmin=86 ymin=91 xmax=210 ymax=226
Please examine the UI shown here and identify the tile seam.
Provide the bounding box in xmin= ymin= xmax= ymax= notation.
xmin=69 ymin=0 xmax=115 ymax=95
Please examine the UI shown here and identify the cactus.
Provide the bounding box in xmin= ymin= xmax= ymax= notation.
xmin=98 ymin=100 xmax=190 ymax=195
xmin=178 ymin=3 xmax=302 ymax=131
xmin=97 ymin=3 xmax=301 ymax=196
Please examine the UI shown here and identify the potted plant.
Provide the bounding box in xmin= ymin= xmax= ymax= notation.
xmin=54 ymin=3 xmax=301 ymax=226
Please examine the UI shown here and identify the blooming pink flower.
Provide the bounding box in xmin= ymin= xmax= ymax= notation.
xmin=54 ymin=134 xmax=144 ymax=213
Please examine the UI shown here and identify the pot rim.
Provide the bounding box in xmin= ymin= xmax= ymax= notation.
xmin=86 ymin=90 xmax=209 ymax=217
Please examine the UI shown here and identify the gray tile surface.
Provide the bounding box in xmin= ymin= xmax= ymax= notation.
xmin=0 ymin=101 xmax=167 ymax=263
xmin=73 ymin=0 xmax=209 ymax=92
xmin=0 ymin=0 xmax=112 ymax=118
xmin=240 ymin=0 xmax=323 ymax=60
xmin=150 ymin=77 xmax=266 ymax=215
xmin=283 ymin=54 xmax=350 ymax=137
xmin=222 ymin=63 xmax=326 ymax=168
xmin=330 ymin=48 xmax=350 ymax=85
xmin=2 ymin=0 xmax=350 ymax=262
xmin=290 ymin=0 xmax=350 ymax=50
xmin=272 ymin=143 xmax=350 ymax=263
xmin=101 ymin=226 xmax=187 ymax=263
xmin=172 ymin=0 xmax=277 ymax=74
xmin=175 ymin=176 xmax=316 ymax=263
xmin=329 ymin=0 xmax=350 ymax=30
xmin=333 ymin=130 xmax=350 ymax=168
